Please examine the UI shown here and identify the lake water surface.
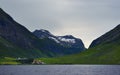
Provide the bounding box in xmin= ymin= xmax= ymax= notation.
xmin=0 ymin=65 xmax=120 ymax=75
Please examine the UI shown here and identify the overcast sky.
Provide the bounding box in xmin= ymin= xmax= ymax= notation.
xmin=0 ymin=0 xmax=120 ymax=48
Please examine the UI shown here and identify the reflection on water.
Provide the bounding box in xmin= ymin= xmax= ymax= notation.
xmin=0 ymin=65 xmax=120 ymax=75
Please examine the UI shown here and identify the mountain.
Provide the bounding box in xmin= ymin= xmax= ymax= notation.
xmin=33 ymin=29 xmax=54 ymax=39
xmin=0 ymin=8 xmax=49 ymax=58
xmin=89 ymin=25 xmax=120 ymax=48
xmin=33 ymin=29 xmax=85 ymax=50
xmin=0 ymin=8 xmax=38 ymax=49
xmin=0 ymin=8 xmax=85 ymax=58
xmin=40 ymin=24 xmax=120 ymax=64
xmin=33 ymin=29 xmax=85 ymax=56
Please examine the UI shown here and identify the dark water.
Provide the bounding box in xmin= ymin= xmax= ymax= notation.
xmin=0 ymin=65 xmax=120 ymax=75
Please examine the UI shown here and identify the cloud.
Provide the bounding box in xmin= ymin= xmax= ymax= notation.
xmin=0 ymin=0 xmax=120 ymax=47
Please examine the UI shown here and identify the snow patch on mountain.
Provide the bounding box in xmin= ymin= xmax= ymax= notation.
xmin=49 ymin=37 xmax=60 ymax=43
xmin=58 ymin=37 xmax=76 ymax=43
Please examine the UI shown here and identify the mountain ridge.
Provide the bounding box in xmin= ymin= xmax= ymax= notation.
xmin=0 ymin=8 xmax=85 ymax=58
xmin=89 ymin=24 xmax=120 ymax=48
xmin=33 ymin=29 xmax=85 ymax=50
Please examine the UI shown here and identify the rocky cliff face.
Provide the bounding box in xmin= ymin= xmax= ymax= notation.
xmin=89 ymin=24 xmax=120 ymax=48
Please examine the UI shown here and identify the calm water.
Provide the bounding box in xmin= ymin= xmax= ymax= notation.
xmin=0 ymin=65 xmax=120 ymax=75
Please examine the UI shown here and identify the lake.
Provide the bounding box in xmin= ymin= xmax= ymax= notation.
xmin=0 ymin=65 xmax=120 ymax=75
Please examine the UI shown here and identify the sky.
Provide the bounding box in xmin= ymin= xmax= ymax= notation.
xmin=0 ymin=0 xmax=120 ymax=48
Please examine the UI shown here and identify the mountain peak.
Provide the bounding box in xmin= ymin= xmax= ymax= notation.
xmin=34 ymin=29 xmax=51 ymax=34
xmin=64 ymin=35 xmax=73 ymax=37
xmin=40 ymin=29 xmax=50 ymax=33
xmin=33 ymin=29 xmax=53 ymax=39
xmin=61 ymin=35 xmax=75 ymax=38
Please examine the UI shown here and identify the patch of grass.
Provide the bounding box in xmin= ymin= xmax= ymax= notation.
xmin=0 ymin=57 xmax=21 ymax=65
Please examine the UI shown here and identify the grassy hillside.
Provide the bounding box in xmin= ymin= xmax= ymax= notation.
xmin=0 ymin=57 xmax=20 ymax=65
xmin=39 ymin=42 xmax=120 ymax=64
